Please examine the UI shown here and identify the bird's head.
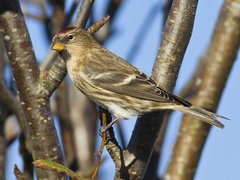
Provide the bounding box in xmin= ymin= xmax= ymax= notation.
xmin=51 ymin=27 xmax=94 ymax=61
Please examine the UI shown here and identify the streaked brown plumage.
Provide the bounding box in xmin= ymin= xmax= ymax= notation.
xmin=51 ymin=27 xmax=227 ymax=128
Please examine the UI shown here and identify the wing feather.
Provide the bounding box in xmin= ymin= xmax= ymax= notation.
xmin=80 ymin=46 xmax=191 ymax=106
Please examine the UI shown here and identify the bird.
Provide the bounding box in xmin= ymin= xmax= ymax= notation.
xmin=51 ymin=27 xmax=227 ymax=129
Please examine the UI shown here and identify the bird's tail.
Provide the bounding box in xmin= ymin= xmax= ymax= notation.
xmin=172 ymin=105 xmax=229 ymax=128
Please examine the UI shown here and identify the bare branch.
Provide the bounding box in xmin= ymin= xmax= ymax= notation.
xmin=91 ymin=109 xmax=107 ymax=180
xmin=0 ymin=0 xmax=65 ymax=178
xmin=0 ymin=80 xmax=25 ymax=130
xmin=87 ymin=15 xmax=110 ymax=35
xmin=14 ymin=164 xmax=27 ymax=180
xmin=74 ymin=0 xmax=95 ymax=28
xmin=114 ymin=0 xmax=199 ymax=178
xmin=164 ymin=0 xmax=240 ymax=179
xmin=68 ymin=86 xmax=98 ymax=177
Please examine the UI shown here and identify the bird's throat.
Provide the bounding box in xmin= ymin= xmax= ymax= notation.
xmin=59 ymin=50 xmax=71 ymax=61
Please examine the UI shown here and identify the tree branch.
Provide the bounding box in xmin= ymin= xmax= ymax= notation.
xmin=0 ymin=0 xmax=65 ymax=179
xmin=74 ymin=0 xmax=95 ymax=27
xmin=164 ymin=0 xmax=240 ymax=179
xmin=113 ymin=0 xmax=199 ymax=179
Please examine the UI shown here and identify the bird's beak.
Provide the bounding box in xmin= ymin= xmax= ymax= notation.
xmin=51 ymin=41 xmax=64 ymax=51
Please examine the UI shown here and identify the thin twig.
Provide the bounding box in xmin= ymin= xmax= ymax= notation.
xmin=91 ymin=112 xmax=107 ymax=180
xmin=14 ymin=164 xmax=27 ymax=180
xmin=87 ymin=15 xmax=110 ymax=35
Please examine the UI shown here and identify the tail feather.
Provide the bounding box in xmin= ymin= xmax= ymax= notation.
xmin=173 ymin=105 xmax=229 ymax=128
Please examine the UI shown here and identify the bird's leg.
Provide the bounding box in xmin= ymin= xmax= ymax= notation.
xmin=100 ymin=117 xmax=119 ymax=133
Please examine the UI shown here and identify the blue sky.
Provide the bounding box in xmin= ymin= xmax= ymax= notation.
xmin=6 ymin=0 xmax=240 ymax=179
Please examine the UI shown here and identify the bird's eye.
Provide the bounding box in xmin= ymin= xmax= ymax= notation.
xmin=68 ymin=34 xmax=74 ymax=40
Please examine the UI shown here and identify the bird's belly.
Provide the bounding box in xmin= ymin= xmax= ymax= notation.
xmin=103 ymin=101 xmax=138 ymax=119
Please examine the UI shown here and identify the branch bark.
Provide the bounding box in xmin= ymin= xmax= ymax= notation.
xmin=164 ymin=0 xmax=240 ymax=179
xmin=0 ymin=1 xmax=65 ymax=179
xmin=112 ymin=0 xmax=199 ymax=179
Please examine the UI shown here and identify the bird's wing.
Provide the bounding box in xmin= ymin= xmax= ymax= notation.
xmin=85 ymin=59 xmax=190 ymax=106
xmin=102 ymin=72 xmax=189 ymax=106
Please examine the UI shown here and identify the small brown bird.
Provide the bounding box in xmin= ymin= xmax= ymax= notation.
xmin=52 ymin=27 xmax=227 ymax=128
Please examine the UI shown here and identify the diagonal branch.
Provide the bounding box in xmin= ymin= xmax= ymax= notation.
xmin=0 ymin=80 xmax=25 ymax=130
xmin=164 ymin=0 xmax=240 ymax=179
xmin=74 ymin=0 xmax=95 ymax=27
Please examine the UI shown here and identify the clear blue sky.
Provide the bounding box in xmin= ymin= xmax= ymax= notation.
xmin=6 ymin=0 xmax=240 ymax=179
